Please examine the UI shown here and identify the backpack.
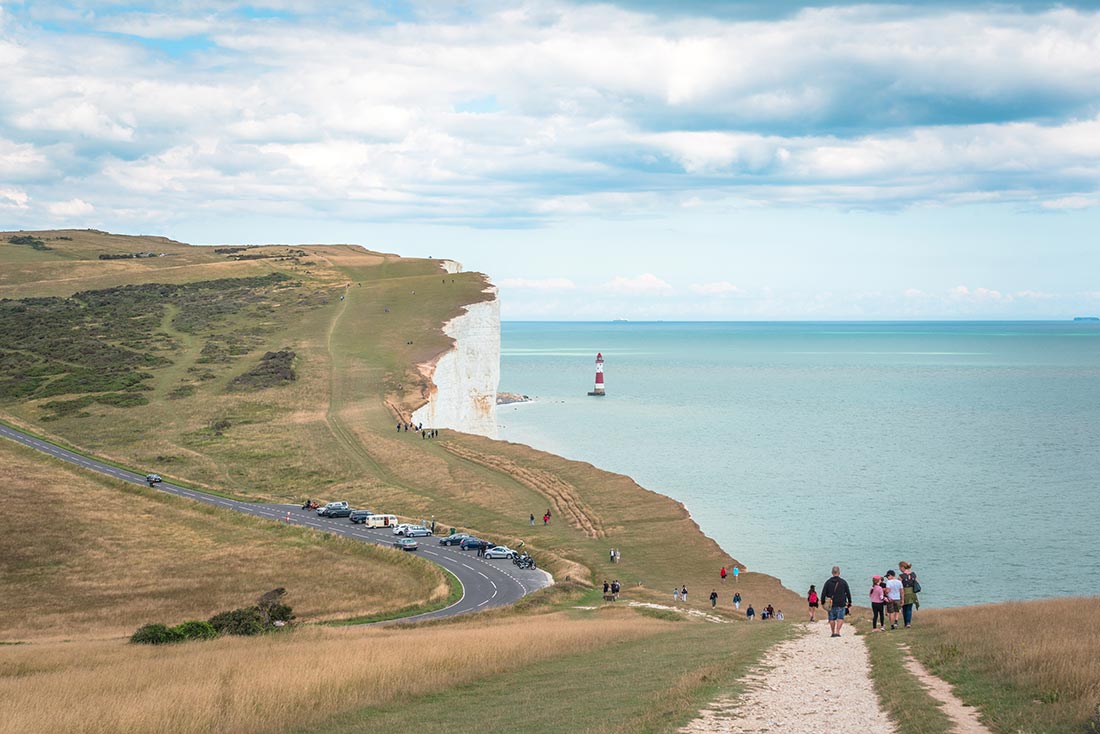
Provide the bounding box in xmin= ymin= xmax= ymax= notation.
xmin=808 ymin=592 xmax=818 ymax=604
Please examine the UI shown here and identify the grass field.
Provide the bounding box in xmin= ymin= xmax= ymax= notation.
xmin=0 ymin=611 xmax=739 ymax=734
xmin=0 ymin=440 xmax=449 ymax=642
xmin=900 ymin=598 xmax=1100 ymax=734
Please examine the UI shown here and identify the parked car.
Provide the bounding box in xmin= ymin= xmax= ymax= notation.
xmin=317 ymin=501 xmax=348 ymax=516
xmin=459 ymin=537 xmax=492 ymax=551
xmin=401 ymin=525 xmax=432 ymax=537
xmin=484 ymin=545 xmax=517 ymax=560
xmin=349 ymin=510 xmax=374 ymax=524
xmin=145 ymin=473 xmax=162 ymax=483
xmin=319 ymin=505 xmax=352 ymax=518
xmin=393 ymin=538 xmax=418 ymax=551
xmin=439 ymin=533 xmax=471 ymax=546
xmin=392 ymin=523 xmax=413 ymax=535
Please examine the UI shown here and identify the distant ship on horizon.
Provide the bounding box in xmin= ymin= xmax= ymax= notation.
xmin=1073 ymin=316 xmax=1100 ymax=321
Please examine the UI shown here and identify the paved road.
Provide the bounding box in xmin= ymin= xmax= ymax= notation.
xmin=0 ymin=423 xmax=552 ymax=623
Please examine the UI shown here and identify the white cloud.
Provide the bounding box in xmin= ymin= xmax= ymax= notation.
xmin=47 ymin=198 xmax=94 ymax=217
xmin=1042 ymin=195 xmax=1100 ymax=210
xmin=951 ymin=285 xmax=1005 ymax=302
xmin=605 ymin=273 xmax=673 ymax=294
xmin=690 ymin=281 xmax=741 ymax=295
xmin=1 ymin=2 xmax=1100 ymax=227
xmin=0 ymin=187 xmax=29 ymax=209
xmin=498 ymin=277 xmax=576 ymax=290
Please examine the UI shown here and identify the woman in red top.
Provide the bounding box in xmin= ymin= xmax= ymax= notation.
xmin=807 ymin=585 xmax=819 ymax=622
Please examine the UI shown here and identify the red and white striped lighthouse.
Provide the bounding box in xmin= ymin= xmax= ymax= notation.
xmin=587 ymin=352 xmax=606 ymax=396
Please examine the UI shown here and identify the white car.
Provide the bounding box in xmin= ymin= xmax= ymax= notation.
xmin=483 ymin=545 xmax=517 ymax=560
xmin=392 ymin=523 xmax=413 ymax=535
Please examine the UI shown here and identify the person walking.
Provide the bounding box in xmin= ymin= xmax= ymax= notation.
xmin=807 ymin=585 xmax=819 ymax=622
xmin=869 ymin=575 xmax=886 ymax=631
xmin=732 ymin=566 xmax=740 ymax=582
xmin=821 ymin=566 xmax=852 ymax=638
xmin=680 ymin=585 xmax=688 ymax=603
xmin=530 ymin=513 xmax=535 ymax=526
xmin=745 ymin=603 xmax=755 ymax=620
xmin=610 ymin=548 xmax=615 ymax=564
xmin=898 ymin=561 xmax=920 ymax=628
xmin=603 ymin=580 xmax=610 ymax=595
xmin=720 ymin=566 xmax=728 ymax=581
xmin=674 ymin=586 xmax=681 ymax=602
xmin=709 ymin=590 xmax=718 ymax=608
xmin=884 ymin=569 xmax=904 ymax=630
xmin=733 ymin=591 xmax=741 ymax=610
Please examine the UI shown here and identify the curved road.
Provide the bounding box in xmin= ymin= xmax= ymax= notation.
xmin=0 ymin=423 xmax=552 ymax=623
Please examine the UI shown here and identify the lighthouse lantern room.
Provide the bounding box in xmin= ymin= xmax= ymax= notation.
xmin=587 ymin=352 xmax=606 ymax=396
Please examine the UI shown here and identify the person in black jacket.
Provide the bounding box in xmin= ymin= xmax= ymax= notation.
xmin=822 ymin=565 xmax=852 ymax=638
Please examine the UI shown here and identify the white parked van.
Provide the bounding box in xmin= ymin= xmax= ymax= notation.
xmin=364 ymin=514 xmax=398 ymax=528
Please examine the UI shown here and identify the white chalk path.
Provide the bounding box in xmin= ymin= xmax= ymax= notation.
xmin=681 ymin=623 xmax=896 ymax=734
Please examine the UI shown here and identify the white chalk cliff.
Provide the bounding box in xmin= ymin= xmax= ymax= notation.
xmin=412 ymin=286 xmax=500 ymax=439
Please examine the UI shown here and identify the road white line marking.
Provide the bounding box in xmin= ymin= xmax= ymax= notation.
xmin=477 ymin=571 xmax=489 ymax=580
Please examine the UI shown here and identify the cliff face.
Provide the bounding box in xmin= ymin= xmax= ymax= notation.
xmin=412 ymin=286 xmax=500 ymax=438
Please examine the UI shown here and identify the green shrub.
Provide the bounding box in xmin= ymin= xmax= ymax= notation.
xmin=171 ymin=620 xmax=218 ymax=640
xmin=208 ymin=607 xmax=266 ymax=636
xmin=130 ymin=623 xmax=184 ymax=645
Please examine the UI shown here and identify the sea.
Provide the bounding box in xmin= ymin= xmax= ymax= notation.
xmin=497 ymin=321 xmax=1100 ymax=608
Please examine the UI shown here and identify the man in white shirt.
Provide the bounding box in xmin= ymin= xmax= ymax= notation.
xmin=884 ymin=569 xmax=904 ymax=630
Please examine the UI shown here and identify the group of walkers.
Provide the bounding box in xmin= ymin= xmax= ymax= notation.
xmin=867 ymin=561 xmax=921 ymax=631
xmin=808 ymin=561 xmax=920 ymax=638
xmin=396 ymin=421 xmax=441 ymax=439
xmin=602 ymin=579 xmax=621 ymax=599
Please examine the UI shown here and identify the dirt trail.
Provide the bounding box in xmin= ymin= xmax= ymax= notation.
xmin=681 ymin=623 xmax=895 ymax=734
xmin=902 ymin=648 xmax=993 ymax=734
xmin=441 ymin=443 xmax=605 ymax=538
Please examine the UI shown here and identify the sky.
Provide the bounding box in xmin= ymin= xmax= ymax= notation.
xmin=2 ymin=1 xmax=1099 ymax=319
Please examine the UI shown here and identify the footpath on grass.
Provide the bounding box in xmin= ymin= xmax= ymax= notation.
xmin=681 ymin=622 xmax=993 ymax=734
xmin=682 ymin=622 xmax=892 ymax=733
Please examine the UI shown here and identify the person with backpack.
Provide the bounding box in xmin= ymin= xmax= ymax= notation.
xmin=709 ymin=590 xmax=718 ymax=608
xmin=807 ymin=584 xmax=819 ymax=622
xmin=745 ymin=603 xmax=755 ymax=620
xmin=898 ymin=561 xmax=921 ymax=628
xmin=821 ymin=566 xmax=852 ymax=637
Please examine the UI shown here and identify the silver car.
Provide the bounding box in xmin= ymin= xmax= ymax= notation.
xmin=483 ymin=545 xmax=517 ymax=560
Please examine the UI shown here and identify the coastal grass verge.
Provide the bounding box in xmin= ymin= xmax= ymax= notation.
xmin=864 ymin=630 xmax=955 ymax=734
xmin=307 ymin=614 xmax=792 ymax=734
xmin=322 ymin=568 xmax=464 ymax=626
xmin=902 ymin=598 xmax=1100 ymax=734
xmin=0 ymin=440 xmax=448 ymax=641
xmin=0 ymin=614 xmax=673 ymax=734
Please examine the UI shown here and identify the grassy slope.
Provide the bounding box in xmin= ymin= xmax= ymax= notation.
xmin=903 ymin=599 xmax=1100 ymax=734
xmin=0 ymin=439 xmax=450 ymax=642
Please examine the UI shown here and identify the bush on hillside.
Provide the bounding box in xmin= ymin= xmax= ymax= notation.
xmin=172 ymin=620 xmax=218 ymax=641
xmin=130 ymin=623 xmax=184 ymax=645
xmin=208 ymin=607 xmax=266 ymax=636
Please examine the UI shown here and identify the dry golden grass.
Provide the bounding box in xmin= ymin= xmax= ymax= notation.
xmin=0 ymin=441 xmax=448 ymax=641
xmin=910 ymin=597 xmax=1100 ymax=732
xmin=0 ymin=613 xmax=665 ymax=734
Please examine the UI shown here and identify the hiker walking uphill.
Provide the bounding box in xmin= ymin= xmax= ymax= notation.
xmin=822 ymin=566 xmax=852 ymax=637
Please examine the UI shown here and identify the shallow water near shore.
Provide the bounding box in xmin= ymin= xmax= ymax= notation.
xmin=498 ymin=321 xmax=1100 ymax=608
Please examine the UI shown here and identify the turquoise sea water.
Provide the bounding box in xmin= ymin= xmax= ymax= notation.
xmin=498 ymin=321 xmax=1100 ymax=608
